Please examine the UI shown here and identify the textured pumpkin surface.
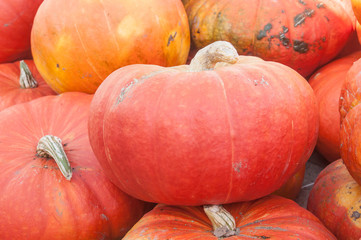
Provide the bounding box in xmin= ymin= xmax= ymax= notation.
xmin=273 ymin=163 xmax=306 ymax=200
xmin=31 ymin=0 xmax=190 ymax=94
xmin=308 ymin=159 xmax=361 ymax=239
xmin=309 ymin=51 xmax=361 ymax=162
xmin=89 ymin=42 xmax=319 ymax=206
xmin=0 ymin=60 xmax=56 ymax=112
xmin=124 ymin=195 xmax=336 ymax=239
xmin=0 ymin=93 xmax=145 ymax=239
xmin=0 ymin=0 xmax=43 ymax=63
xmin=184 ymin=0 xmax=354 ymax=77
xmin=340 ymin=103 xmax=361 ymax=185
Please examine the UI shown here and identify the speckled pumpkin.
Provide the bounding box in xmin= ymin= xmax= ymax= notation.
xmin=308 ymin=159 xmax=361 ymax=239
xmin=184 ymin=0 xmax=354 ymax=77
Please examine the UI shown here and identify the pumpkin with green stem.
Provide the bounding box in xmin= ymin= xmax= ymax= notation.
xmin=124 ymin=195 xmax=336 ymax=239
xmin=0 ymin=93 xmax=145 ymax=239
xmin=0 ymin=60 xmax=56 ymax=112
xmin=89 ymin=41 xmax=318 ymax=206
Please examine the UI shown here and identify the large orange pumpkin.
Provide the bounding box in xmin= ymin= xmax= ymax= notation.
xmin=124 ymin=195 xmax=336 ymax=239
xmin=31 ymin=0 xmax=190 ymax=94
xmin=184 ymin=0 xmax=354 ymax=77
xmin=89 ymin=41 xmax=319 ymax=206
xmin=0 ymin=0 xmax=43 ymax=63
xmin=309 ymin=51 xmax=361 ymax=162
xmin=0 ymin=93 xmax=145 ymax=239
xmin=308 ymin=159 xmax=361 ymax=239
xmin=0 ymin=60 xmax=56 ymax=112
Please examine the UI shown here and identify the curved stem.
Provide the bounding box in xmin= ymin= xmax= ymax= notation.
xmin=19 ymin=60 xmax=38 ymax=89
xmin=36 ymin=135 xmax=72 ymax=181
xmin=204 ymin=204 xmax=237 ymax=238
xmin=189 ymin=41 xmax=239 ymax=72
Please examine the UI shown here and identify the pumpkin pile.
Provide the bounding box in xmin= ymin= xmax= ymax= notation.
xmin=3 ymin=0 xmax=361 ymax=239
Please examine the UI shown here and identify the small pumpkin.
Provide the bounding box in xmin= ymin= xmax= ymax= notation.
xmin=0 ymin=0 xmax=43 ymax=63
xmin=0 ymin=93 xmax=145 ymax=239
xmin=89 ymin=41 xmax=319 ymax=206
xmin=184 ymin=0 xmax=354 ymax=77
xmin=309 ymin=51 xmax=361 ymax=162
xmin=0 ymin=60 xmax=56 ymax=112
xmin=124 ymin=195 xmax=336 ymax=239
xmin=308 ymin=159 xmax=361 ymax=239
xmin=31 ymin=0 xmax=190 ymax=94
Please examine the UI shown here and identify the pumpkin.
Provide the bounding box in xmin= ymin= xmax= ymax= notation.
xmin=89 ymin=41 xmax=319 ymax=206
xmin=0 ymin=93 xmax=146 ymax=239
xmin=0 ymin=0 xmax=43 ymax=63
xmin=0 ymin=60 xmax=56 ymax=112
xmin=184 ymin=0 xmax=354 ymax=77
xmin=123 ymin=195 xmax=336 ymax=239
xmin=307 ymin=159 xmax=361 ymax=239
xmin=352 ymin=0 xmax=361 ymax=24
xmin=31 ymin=0 xmax=190 ymax=94
xmin=273 ymin=163 xmax=306 ymax=200
xmin=309 ymin=51 xmax=361 ymax=162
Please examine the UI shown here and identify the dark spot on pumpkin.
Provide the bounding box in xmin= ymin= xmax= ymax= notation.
xmin=196 ymin=29 xmax=200 ymax=34
xmin=317 ymin=2 xmax=325 ymax=8
xmin=298 ymin=0 xmax=306 ymax=5
xmin=324 ymin=16 xmax=329 ymax=22
xmin=351 ymin=211 xmax=361 ymax=221
xmin=258 ymin=236 xmax=271 ymax=239
xmin=63 ymin=143 xmax=68 ymax=147
xmin=281 ymin=9 xmax=285 ymax=13
xmin=293 ymin=40 xmax=309 ymax=53
xmin=167 ymin=32 xmax=177 ymax=46
xmin=256 ymin=23 xmax=273 ymax=40
xmin=279 ymin=33 xmax=290 ymax=47
xmin=294 ymin=8 xmax=315 ymax=27
xmin=282 ymin=26 xmax=289 ymax=33
xmin=56 ymin=64 xmax=59 ymax=68
xmin=4 ymin=23 xmax=10 ymax=27
xmin=322 ymin=36 xmax=326 ymax=42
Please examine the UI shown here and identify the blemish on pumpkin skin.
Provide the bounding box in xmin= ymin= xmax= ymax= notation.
xmin=167 ymin=32 xmax=177 ymax=46
xmin=256 ymin=23 xmax=272 ymax=40
xmin=294 ymin=8 xmax=315 ymax=27
xmin=317 ymin=2 xmax=325 ymax=8
xmin=351 ymin=211 xmax=361 ymax=221
xmin=293 ymin=40 xmax=309 ymax=53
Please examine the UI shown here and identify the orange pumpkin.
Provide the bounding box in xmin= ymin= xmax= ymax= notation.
xmin=0 ymin=93 xmax=146 ymax=239
xmin=31 ymin=0 xmax=190 ymax=93
xmin=308 ymin=159 xmax=361 ymax=239
xmin=0 ymin=60 xmax=56 ymax=112
xmin=309 ymin=51 xmax=361 ymax=162
xmin=184 ymin=0 xmax=354 ymax=77
xmin=124 ymin=195 xmax=336 ymax=239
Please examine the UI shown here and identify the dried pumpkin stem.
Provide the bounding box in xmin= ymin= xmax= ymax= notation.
xmin=36 ymin=135 xmax=72 ymax=181
xmin=189 ymin=41 xmax=239 ymax=72
xmin=204 ymin=204 xmax=237 ymax=238
xmin=19 ymin=60 xmax=38 ymax=89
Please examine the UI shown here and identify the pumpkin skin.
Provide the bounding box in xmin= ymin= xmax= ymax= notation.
xmin=0 ymin=60 xmax=56 ymax=112
xmin=184 ymin=0 xmax=354 ymax=77
xmin=309 ymin=51 xmax=361 ymax=162
xmin=89 ymin=42 xmax=319 ymax=206
xmin=124 ymin=195 xmax=336 ymax=239
xmin=307 ymin=159 xmax=361 ymax=239
xmin=0 ymin=93 xmax=145 ymax=239
xmin=273 ymin=163 xmax=306 ymax=200
xmin=0 ymin=0 xmax=43 ymax=63
xmin=352 ymin=0 xmax=361 ymax=24
xmin=31 ymin=0 xmax=190 ymax=94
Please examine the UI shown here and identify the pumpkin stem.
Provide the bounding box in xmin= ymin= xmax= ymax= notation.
xmin=189 ymin=41 xmax=239 ymax=72
xmin=36 ymin=135 xmax=72 ymax=181
xmin=203 ymin=204 xmax=237 ymax=238
xmin=19 ymin=60 xmax=38 ymax=89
